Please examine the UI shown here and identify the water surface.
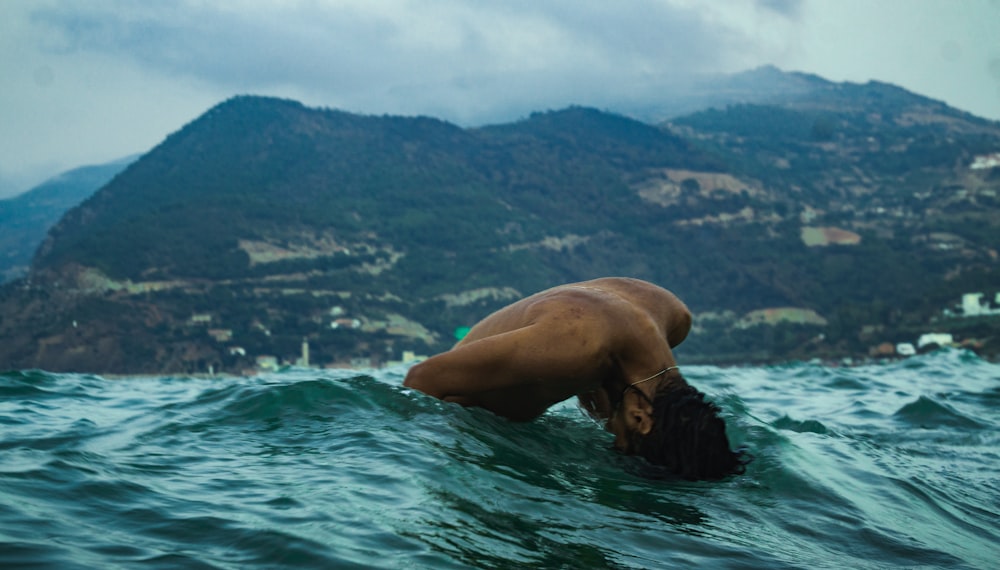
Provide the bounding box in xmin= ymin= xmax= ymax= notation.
xmin=1 ymin=350 xmax=998 ymax=568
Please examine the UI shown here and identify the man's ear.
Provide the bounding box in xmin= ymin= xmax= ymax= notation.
xmin=629 ymin=409 xmax=653 ymax=436
xmin=626 ymin=399 xmax=654 ymax=436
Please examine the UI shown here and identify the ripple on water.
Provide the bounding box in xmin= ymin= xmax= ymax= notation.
xmin=2 ymin=355 xmax=999 ymax=569
xmin=893 ymin=395 xmax=988 ymax=430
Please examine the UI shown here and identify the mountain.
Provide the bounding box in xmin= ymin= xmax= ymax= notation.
xmin=0 ymin=156 xmax=137 ymax=283
xmin=2 ymin=74 xmax=999 ymax=374
xmin=621 ymin=65 xmax=834 ymax=122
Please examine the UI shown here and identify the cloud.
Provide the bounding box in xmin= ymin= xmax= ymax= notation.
xmin=25 ymin=0 xmax=785 ymax=123
xmin=10 ymin=0 xmax=994 ymax=200
xmin=756 ymin=0 xmax=804 ymax=17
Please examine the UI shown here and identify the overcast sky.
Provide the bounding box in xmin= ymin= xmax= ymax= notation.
xmin=2 ymin=0 xmax=999 ymax=198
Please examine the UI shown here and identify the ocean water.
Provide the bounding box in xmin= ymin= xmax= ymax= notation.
xmin=1 ymin=350 xmax=997 ymax=569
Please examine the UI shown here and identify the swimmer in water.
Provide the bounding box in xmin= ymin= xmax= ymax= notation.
xmin=404 ymin=277 xmax=746 ymax=480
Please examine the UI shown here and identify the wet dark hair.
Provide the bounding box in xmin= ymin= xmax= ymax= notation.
xmin=635 ymin=383 xmax=748 ymax=480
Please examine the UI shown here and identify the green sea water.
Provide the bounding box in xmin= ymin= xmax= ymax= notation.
xmin=1 ymin=349 xmax=998 ymax=569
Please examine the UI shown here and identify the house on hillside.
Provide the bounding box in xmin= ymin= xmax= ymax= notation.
xmin=331 ymin=318 xmax=362 ymax=329
xmin=918 ymin=333 xmax=954 ymax=350
xmin=944 ymin=292 xmax=1000 ymax=318
xmin=256 ymin=355 xmax=278 ymax=371
xmin=207 ymin=328 xmax=232 ymax=342
xmin=970 ymin=153 xmax=1000 ymax=170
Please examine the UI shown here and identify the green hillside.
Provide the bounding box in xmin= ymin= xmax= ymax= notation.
xmin=3 ymin=85 xmax=1000 ymax=373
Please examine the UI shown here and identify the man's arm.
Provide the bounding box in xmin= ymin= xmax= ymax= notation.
xmin=404 ymin=315 xmax=614 ymax=421
xmin=404 ymin=327 xmax=528 ymax=400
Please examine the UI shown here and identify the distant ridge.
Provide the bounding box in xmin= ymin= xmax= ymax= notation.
xmin=0 ymin=155 xmax=137 ymax=283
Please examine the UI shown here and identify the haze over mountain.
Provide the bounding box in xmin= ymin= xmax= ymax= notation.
xmin=2 ymin=70 xmax=998 ymax=373
xmin=0 ymin=156 xmax=136 ymax=282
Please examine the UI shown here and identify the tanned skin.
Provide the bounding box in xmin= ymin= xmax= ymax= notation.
xmin=403 ymin=277 xmax=692 ymax=452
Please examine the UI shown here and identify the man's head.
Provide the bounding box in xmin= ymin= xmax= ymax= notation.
xmin=611 ymin=382 xmax=747 ymax=480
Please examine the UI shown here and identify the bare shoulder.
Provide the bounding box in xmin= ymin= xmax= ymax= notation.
xmin=563 ymin=278 xmax=686 ymax=317
xmin=581 ymin=277 xmax=679 ymax=302
xmin=458 ymin=278 xmax=690 ymax=347
xmin=572 ymin=277 xmax=692 ymax=347
xmin=458 ymin=283 xmax=622 ymax=344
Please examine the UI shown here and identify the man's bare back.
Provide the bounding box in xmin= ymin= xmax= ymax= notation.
xmin=404 ymin=278 xmax=746 ymax=479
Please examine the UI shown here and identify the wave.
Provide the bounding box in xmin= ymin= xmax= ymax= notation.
xmin=2 ymin=351 xmax=999 ymax=569
xmin=893 ymin=395 xmax=988 ymax=429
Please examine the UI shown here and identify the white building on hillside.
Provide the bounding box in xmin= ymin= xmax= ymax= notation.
xmin=918 ymin=333 xmax=954 ymax=350
xmin=943 ymin=292 xmax=1000 ymax=318
xmin=960 ymin=292 xmax=1000 ymax=317
xmin=970 ymin=153 xmax=1000 ymax=170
